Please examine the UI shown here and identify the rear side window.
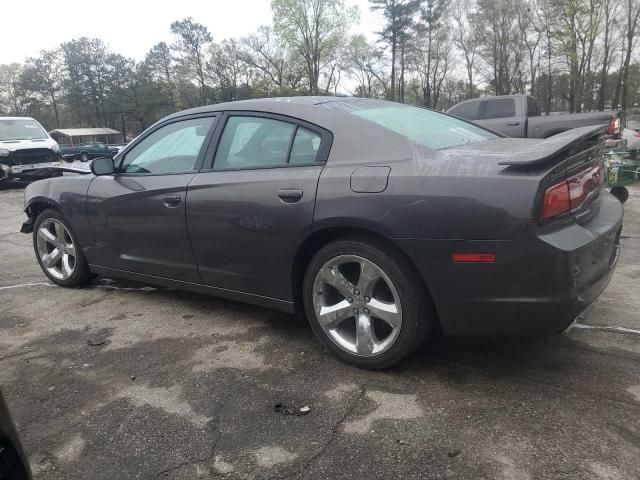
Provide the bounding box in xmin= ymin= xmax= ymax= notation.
xmin=484 ymin=99 xmax=516 ymax=119
xmin=213 ymin=116 xmax=322 ymax=170
xmin=527 ymin=96 xmax=539 ymax=116
xmin=214 ymin=117 xmax=295 ymax=170
xmin=289 ymin=128 xmax=321 ymax=164
xmin=448 ymin=101 xmax=481 ymax=121
xmin=351 ymin=104 xmax=497 ymax=150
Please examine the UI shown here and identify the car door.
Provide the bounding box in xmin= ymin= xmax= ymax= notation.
xmin=476 ymin=98 xmax=524 ymax=137
xmin=187 ymin=112 xmax=332 ymax=301
xmin=86 ymin=114 xmax=218 ymax=282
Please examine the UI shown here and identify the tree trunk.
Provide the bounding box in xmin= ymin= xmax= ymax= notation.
xmin=399 ymin=42 xmax=405 ymax=103
xmin=390 ymin=33 xmax=397 ymax=101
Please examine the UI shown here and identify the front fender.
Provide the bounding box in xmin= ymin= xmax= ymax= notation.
xmin=23 ymin=176 xmax=94 ymax=247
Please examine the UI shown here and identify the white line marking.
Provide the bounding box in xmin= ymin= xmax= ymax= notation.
xmin=572 ymin=323 xmax=640 ymax=336
xmin=0 ymin=282 xmax=56 ymax=290
xmin=0 ymin=282 xmax=157 ymax=292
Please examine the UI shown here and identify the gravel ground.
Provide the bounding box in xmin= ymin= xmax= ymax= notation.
xmin=1 ymin=180 xmax=639 ymax=480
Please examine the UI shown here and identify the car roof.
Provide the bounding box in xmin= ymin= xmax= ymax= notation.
xmin=166 ymin=96 xmax=381 ymax=126
xmin=163 ymin=97 xmax=431 ymax=164
xmin=0 ymin=116 xmax=37 ymax=121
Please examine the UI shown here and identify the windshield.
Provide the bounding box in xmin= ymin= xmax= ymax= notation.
xmin=350 ymin=103 xmax=498 ymax=150
xmin=0 ymin=119 xmax=48 ymax=141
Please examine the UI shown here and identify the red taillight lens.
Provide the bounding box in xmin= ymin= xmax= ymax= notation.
xmin=567 ymin=163 xmax=603 ymax=209
xmin=541 ymin=181 xmax=570 ymax=221
xmin=540 ymin=162 xmax=603 ymax=222
xmin=608 ymin=116 xmax=621 ymax=138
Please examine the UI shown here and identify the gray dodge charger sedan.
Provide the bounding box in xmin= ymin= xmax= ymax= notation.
xmin=21 ymin=97 xmax=623 ymax=369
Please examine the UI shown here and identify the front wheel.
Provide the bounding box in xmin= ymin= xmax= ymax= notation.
xmin=33 ymin=209 xmax=91 ymax=287
xmin=303 ymin=237 xmax=433 ymax=369
xmin=79 ymin=152 xmax=89 ymax=162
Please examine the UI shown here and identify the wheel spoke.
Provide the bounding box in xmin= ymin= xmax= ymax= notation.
xmin=61 ymin=254 xmax=74 ymax=276
xmin=42 ymin=248 xmax=62 ymax=268
xmin=65 ymin=242 xmax=76 ymax=257
xmin=37 ymin=227 xmax=57 ymax=245
xmin=317 ymin=299 xmax=353 ymax=329
xmin=355 ymin=314 xmax=376 ymax=355
xmin=357 ymin=260 xmax=380 ymax=297
xmin=320 ymin=266 xmax=356 ymax=298
xmin=54 ymin=221 xmax=66 ymax=242
xmin=367 ymin=298 xmax=401 ymax=329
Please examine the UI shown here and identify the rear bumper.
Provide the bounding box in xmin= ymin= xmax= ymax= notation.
xmin=396 ymin=193 xmax=624 ymax=337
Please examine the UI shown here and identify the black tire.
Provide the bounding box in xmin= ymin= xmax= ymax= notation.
xmin=33 ymin=209 xmax=92 ymax=287
xmin=79 ymin=152 xmax=89 ymax=162
xmin=303 ymin=236 xmax=433 ymax=369
xmin=610 ymin=186 xmax=629 ymax=204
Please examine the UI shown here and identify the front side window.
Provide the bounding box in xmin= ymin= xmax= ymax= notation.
xmin=484 ymin=99 xmax=516 ymax=119
xmin=351 ymin=103 xmax=497 ymax=150
xmin=120 ymin=117 xmax=215 ymax=174
xmin=214 ymin=116 xmax=301 ymax=170
xmin=448 ymin=101 xmax=481 ymax=121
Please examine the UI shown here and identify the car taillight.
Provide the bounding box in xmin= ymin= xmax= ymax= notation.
xmin=540 ymin=161 xmax=603 ymax=222
xmin=608 ymin=115 xmax=622 ymax=138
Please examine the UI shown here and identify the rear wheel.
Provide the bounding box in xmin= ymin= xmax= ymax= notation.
xmin=610 ymin=186 xmax=629 ymax=204
xmin=33 ymin=209 xmax=91 ymax=287
xmin=303 ymin=237 xmax=432 ymax=369
xmin=79 ymin=152 xmax=89 ymax=162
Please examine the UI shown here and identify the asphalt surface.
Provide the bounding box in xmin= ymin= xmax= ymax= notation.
xmin=1 ymin=179 xmax=639 ymax=480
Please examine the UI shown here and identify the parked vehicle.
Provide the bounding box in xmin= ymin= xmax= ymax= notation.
xmin=0 ymin=390 xmax=32 ymax=480
xmin=446 ymin=95 xmax=622 ymax=139
xmin=60 ymin=142 xmax=118 ymax=162
xmin=21 ymin=97 xmax=622 ymax=368
xmin=0 ymin=117 xmax=62 ymax=181
xmin=622 ymin=128 xmax=640 ymax=159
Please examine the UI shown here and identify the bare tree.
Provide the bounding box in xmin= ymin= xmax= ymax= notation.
xmin=621 ymin=0 xmax=640 ymax=110
xmin=451 ymin=0 xmax=479 ymax=97
xmin=271 ymin=0 xmax=357 ymax=95
xmin=170 ymin=18 xmax=213 ymax=105
xmin=344 ymin=34 xmax=389 ymax=98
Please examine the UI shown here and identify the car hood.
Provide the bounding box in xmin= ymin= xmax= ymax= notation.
xmin=0 ymin=138 xmax=58 ymax=151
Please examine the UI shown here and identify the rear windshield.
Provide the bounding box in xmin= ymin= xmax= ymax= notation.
xmin=0 ymin=119 xmax=48 ymax=141
xmin=350 ymin=104 xmax=497 ymax=150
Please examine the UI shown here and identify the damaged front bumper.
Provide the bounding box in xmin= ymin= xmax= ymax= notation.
xmin=0 ymin=160 xmax=92 ymax=181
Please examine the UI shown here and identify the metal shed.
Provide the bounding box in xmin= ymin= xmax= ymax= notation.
xmin=49 ymin=128 xmax=122 ymax=146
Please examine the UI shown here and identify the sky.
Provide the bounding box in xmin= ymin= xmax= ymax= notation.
xmin=0 ymin=0 xmax=383 ymax=64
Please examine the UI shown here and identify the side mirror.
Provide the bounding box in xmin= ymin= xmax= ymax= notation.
xmin=90 ymin=157 xmax=115 ymax=175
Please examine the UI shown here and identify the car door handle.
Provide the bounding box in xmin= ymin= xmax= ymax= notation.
xmin=277 ymin=189 xmax=303 ymax=203
xmin=506 ymin=122 xmax=520 ymax=126
xmin=162 ymin=195 xmax=181 ymax=207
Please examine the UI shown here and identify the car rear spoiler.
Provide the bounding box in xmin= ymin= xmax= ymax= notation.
xmin=498 ymin=125 xmax=606 ymax=166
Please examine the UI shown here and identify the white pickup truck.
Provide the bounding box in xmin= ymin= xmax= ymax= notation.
xmin=0 ymin=117 xmax=63 ymax=181
xmin=446 ymin=95 xmax=623 ymax=139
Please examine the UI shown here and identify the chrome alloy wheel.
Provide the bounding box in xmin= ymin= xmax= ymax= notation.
xmin=36 ymin=218 xmax=77 ymax=280
xmin=312 ymin=255 xmax=402 ymax=357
